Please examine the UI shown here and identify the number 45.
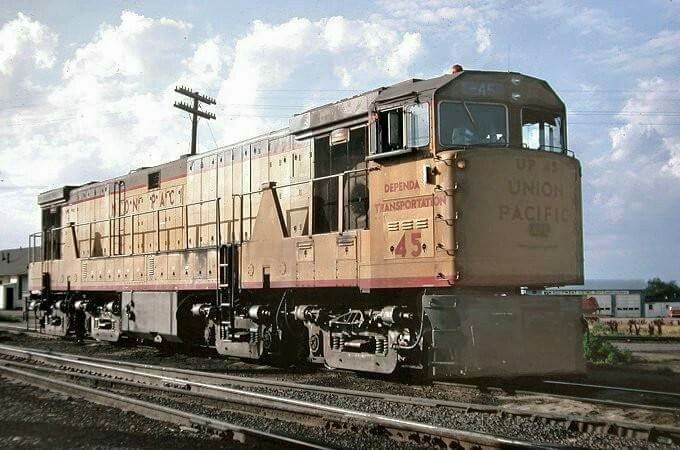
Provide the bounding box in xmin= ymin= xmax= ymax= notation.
xmin=395 ymin=231 xmax=422 ymax=257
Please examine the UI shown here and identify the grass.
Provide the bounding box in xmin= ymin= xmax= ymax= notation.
xmin=589 ymin=318 xmax=680 ymax=337
xmin=583 ymin=322 xmax=632 ymax=365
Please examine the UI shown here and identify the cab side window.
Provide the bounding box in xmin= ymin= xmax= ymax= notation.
xmin=42 ymin=207 xmax=62 ymax=260
xmin=376 ymin=103 xmax=430 ymax=155
xmin=378 ymin=108 xmax=403 ymax=153
xmin=405 ymin=103 xmax=430 ymax=148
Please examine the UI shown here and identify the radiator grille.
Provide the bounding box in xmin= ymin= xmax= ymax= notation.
xmin=415 ymin=218 xmax=429 ymax=229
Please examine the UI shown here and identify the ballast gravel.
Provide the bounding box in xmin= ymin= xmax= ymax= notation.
xmin=1 ymin=330 xmax=678 ymax=449
xmin=0 ymin=377 xmax=242 ymax=449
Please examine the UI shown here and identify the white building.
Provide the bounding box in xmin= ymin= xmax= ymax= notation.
xmin=0 ymin=248 xmax=30 ymax=310
xmin=526 ymin=279 xmax=647 ymax=318
xmin=645 ymin=301 xmax=680 ymax=318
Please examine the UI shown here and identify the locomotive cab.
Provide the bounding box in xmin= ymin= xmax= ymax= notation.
xmin=360 ymin=71 xmax=584 ymax=377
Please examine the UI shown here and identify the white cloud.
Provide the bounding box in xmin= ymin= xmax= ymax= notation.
xmin=525 ymin=0 xmax=628 ymax=36
xmin=182 ymin=36 xmax=229 ymax=87
xmin=602 ymin=78 xmax=680 ymax=176
xmin=475 ymin=24 xmax=491 ymax=53
xmin=385 ymin=32 xmax=422 ymax=76
xmin=590 ymin=29 xmax=680 ymax=72
xmin=213 ymin=16 xmax=423 ymax=141
xmin=0 ymin=12 xmax=57 ymax=74
xmin=379 ymin=1 xmax=496 ymax=57
xmin=0 ymin=11 xmax=424 ymax=248
xmin=0 ymin=12 xmax=207 ymax=247
xmin=334 ymin=66 xmax=353 ymax=87
xmin=0 ymin=12 xmax=58 ymax=97
xmin=583 ymin=77 xmax=680 ymax=277
xmin=380 ymin=0 xmax=496 ymax=26
xmin=62 ymin=12 xmax=191 ymax=81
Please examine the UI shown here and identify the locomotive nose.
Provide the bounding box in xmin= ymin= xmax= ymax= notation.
xmin=451 ymin=148 xmax=583 ymax=286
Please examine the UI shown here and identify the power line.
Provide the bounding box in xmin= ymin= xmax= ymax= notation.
xmin=570 ymin=122 xmax=679 ymax=126
xmin=569 ymin=110 xmax=680 ymax=115
xmin=560 ymin=89 xmax=679 ymax=93
xmin=4 ymin=92 xmax=680 ymax=113
xmin=206 ymin=121 xmax=219 ymax=149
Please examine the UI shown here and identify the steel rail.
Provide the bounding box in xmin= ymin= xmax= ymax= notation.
xmin=1 ymin=338 xmax=676 ymax=416
xmin=0 ymin=324 xmax=61 ymax=339
xmin=0 ymin=330 xmax=677 ymax=415
xmin=0 ymin=344 xmax=542 ymax=449
xmin=435 ymin=378 xmax=680 ymax=412
xmin=0 ymin=363 xmax=330 ymax=449
xmin=0 ymin=324 xmax=31 ymax=332
xmin=543 ymin=380 xmax=680 ymax=399
xmin=1 ymin=345 xmax=679 ymax=446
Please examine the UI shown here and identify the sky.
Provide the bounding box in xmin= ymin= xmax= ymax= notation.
xmin=0 ymin=0 xmax=678 ymax=281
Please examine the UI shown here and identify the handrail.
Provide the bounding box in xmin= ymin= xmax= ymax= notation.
xmin=230 ymin=168 xmax=371 ymax=237
xmin=28 ymin=167 xmax=371 ymax=264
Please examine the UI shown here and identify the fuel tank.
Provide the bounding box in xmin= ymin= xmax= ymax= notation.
xmin=451 ymin=148 xmax=583 ymax=287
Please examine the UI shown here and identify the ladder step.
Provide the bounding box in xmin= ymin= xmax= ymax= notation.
xmin=220 ymin=303 xmax=231 ymax=308
xmin=219 ymin=263 xmax=230 ymax=267
xmin=218 ymin=284 xmax=230 ymax=288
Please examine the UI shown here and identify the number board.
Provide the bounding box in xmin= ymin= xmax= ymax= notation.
xmin=461 ymin=81 xmax=505 ymax=98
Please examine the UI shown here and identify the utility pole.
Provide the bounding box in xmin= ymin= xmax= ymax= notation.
xmin=173 ymin=86 xmax=216 ymax=156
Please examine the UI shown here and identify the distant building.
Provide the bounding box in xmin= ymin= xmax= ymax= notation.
xmin=527 ymin=279 xmax=647 ymax=318
xmin=645 ymin=301 xmax=680 ymax=318
xmin=0 ymin=248 xmax=30 ymax=310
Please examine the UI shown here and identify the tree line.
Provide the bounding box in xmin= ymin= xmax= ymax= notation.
xmin=644 ymin=278 xmax=680 ymax=301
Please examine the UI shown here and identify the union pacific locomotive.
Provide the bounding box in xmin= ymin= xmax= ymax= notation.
xmin=28 ymin=67 xmax=585 ymax=378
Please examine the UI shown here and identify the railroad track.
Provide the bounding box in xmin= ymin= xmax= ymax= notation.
xmin=3 ymin=323 xmax=678 ymax=411
xmin=0 ymin=345 xmax=678 ymax=448
xmin=0 ymin=364 xmax=325 ymax=449
xmin=0 ymin=323 xmax=61 ymax=340
xmin=435 ymin=378 xmax=680 ymax=412
xmin=3 ymin=325 xmax=679 ymax=409
xmin=0 ymin=344 xmax=543 ymax=450
xmin=2 ymin=329 xmax=675 ymax=413
xmin=540 ymin=379 xmax=680 ymax=408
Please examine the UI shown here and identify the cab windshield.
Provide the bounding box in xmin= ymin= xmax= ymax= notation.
xmin=522 ymin=108 xmax=564 ymax=152
xmin=438 ymin=101 xmax=507 ymax=147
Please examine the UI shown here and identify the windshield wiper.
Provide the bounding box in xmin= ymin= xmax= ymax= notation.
xmin=463 ymin=102 xmax=485 ymax=138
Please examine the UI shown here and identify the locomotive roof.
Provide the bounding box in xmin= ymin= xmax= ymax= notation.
xmin=289 ymin=72 xmax=463 ymax=136
xmin=374 ymin=72 xmax=460 ymax=102
xmin=38 ymin=69 xmax=557 ymax=205
xmin=289 ymin=70 xmax=558 ymax=136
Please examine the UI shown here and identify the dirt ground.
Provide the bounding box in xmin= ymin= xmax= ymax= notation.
xmin=0 ymin=376 xmax=243 ymax=449
xmin=612 ymin=341 xmax=680 ymax=373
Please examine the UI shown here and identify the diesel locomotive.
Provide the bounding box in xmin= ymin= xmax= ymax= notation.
xmin=28 ymin=67 xmax=586 ymax=378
